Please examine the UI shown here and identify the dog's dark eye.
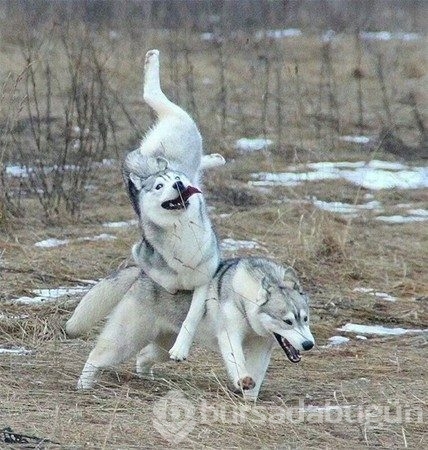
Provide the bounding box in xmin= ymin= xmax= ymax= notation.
xmin=303 ymin=316 xmax=308 ymax=322
xmin=284 ymin=319 xmax=293 ymax=326
xmin=155 ymin=183 xmax=164 ymax=190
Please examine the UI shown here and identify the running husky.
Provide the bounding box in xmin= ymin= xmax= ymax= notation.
xmin=67 ymin=257 xmax=315 ymax=400
xmin=70 ymin=49 xmax=223 ymax=361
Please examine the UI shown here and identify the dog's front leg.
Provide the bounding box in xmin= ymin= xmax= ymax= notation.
xmin=169 ymin=284 xmax=208 ymax=361
xmin=217 ymin=323 xmax=255 ymax=394
xmin=242 ymin=337 xmax=275 ymax=400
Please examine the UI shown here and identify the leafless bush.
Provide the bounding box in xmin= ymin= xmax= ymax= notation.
xmin=0 ymin=70 xmax=27 ymax=222
xmin=1 ymin=29 xmax=130 ymax=222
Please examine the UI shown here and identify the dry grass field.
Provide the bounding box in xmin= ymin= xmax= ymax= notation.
xmin=1 ymin=2 xmax=427 ymax=448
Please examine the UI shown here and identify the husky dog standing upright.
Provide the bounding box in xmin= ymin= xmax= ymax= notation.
xmin=67 ymin=257 xmax=315 ymax=400
xmin=67 ymin=49 xmax=224 ymax=361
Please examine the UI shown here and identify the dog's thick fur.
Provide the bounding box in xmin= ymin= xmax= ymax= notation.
xmin=68 ymin=257 xmax=315 ymax=400
xmin=71 ymin=49 xmax=225 ymax=361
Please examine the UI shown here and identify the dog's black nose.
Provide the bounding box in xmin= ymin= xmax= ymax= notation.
xmin=172 ymin=181 xmax=185 ymax=192
xmin=302 ymin=340 xmax=314 ymax=351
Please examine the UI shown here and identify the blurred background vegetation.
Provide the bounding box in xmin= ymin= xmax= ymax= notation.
xmin=0 ymin=0 xmax=426 ymax=222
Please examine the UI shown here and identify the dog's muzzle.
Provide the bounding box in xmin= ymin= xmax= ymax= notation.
xmin=273 ymin=333 xmax=301 ymax=363
xmin=161 ymin=185 xmax=201 ymax=210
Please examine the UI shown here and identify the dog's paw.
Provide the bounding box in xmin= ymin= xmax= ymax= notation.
xmin=201 ymin=153 xmax=226 ymax=169
xmin=77 ymin=376 xmax=94 ymax=390
xmin=145 ymin=49 xmax=159 ymax=66
xmin=168 ymin=340 xmax=190 ymax=362
xmin=237 ymin=376 xmax=256 ymax=391
xmin=136 ymin=360 xmax=155 ymax=380
xmin=210 ymin=153 xmax=226 ymax=164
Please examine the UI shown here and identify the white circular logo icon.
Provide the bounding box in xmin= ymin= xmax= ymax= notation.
xmin=152 ymin=390 xmax=196 ymax=444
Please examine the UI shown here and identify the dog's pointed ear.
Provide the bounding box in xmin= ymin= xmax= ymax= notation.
xmin=280 ymin=267 xmax=298 ymax=290
xmin=232 ymin=263 xmax=270 ymax=306
xmin=129 ymin=173 xmax=144 ymax=191
xmin=126 ymin=173 xmax=142 ymax=217
xmin=146 ymin=156 xmax=169 ymax=173
xmin=155 ymin=156 xmax=169 ymax=171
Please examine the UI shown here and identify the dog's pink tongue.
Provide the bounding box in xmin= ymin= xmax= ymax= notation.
xmin=183 ymin=185 xmax=201 ymax=199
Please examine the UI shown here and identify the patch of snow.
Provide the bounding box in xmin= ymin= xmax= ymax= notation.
xmin=35 ymin=238 xmax=70 ymax=248
xmin=256 ymin=29 xmax=302 ymax=40
xmin=5 ymin=165 xmax=30 ymax=177
xmin=407 ymin=209 xmax=428 ymax=217
xmin=102 ymin=220 xmax=138 ymax=228
xmin=376 ymin=215 xmax=427 ymax=224
xmin=341 ymin=167 xmax=427 ymax=190
xmin=359 ymin=31 xmax=420 ymax=42
xmin=35 ymin=234 xmax=116 ymax=248
xmin=365 ymin=160 xmax=407 ymax=170
xmin=13 ymin=285 xmax=90 ymax=305
xmin=312 ymin=198 xmax=382 ymax=217
xmin=327 ymin=336 xmax=350 ymax=347
xmin=307 ymin=161 xmax=366 ymax=170
xmin=235 ymin=138 xmax=273 ymax=152
xmin=303 ymin=404 xmax=353 ymax=413
xmin=322 ymin=30 xmax=336 ymax=43
xmin=221 ymin=238 xmax=261 ymax=252
xmin=338 ymin=323 xmax=428 ymax=336
xmin=109 ymin=30 xmax=120 ymax=40
xmin=6 ymin=159 xmax=116 ymax=178
xmin=81 ymin=234 xmax=116 ymax=242
xmin=250 ymin=160 xmax=428 ymax=191
xmin=250 ymin=169 xmax=339 ymax=187
xmin=0 ymin=313 xmax=29 ymax=320
xmin=312 ymin=199 xmax=383 ymax=216
xmin=339 ymin=135 xmax=371 ymax=144
xmin=353 ymin=287 xmax=397 ymax=302
xmin=356 ymin=335 xmax=368 ymax=340
xmin=313 ymin=200 xmax=358 ymax=215
xmin=363 ymin=200 xmax=383 ymax=210
xmin=373 ymin=292 xmax=397 ymax=302
xmin=0 ymin=347 xmax=32 ymax=355
xmin=32 ymin=287 xmax=89 ymax=298
xmin=200 ymin=32 xmax=214 ymax=41
xmin=91 ymin=158 xmax=116 ymax=168
xmin=353 ymin=287 xmax=374 ymax=293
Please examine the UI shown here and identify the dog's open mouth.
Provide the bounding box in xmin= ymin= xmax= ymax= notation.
xmin=274 ymin=333 xmax=301 ymax=363
xmin=161 ymin=186 xmax=201 ymax=210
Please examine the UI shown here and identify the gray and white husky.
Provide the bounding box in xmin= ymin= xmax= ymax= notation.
xmin=67 ymin=49 xmax=223 ymax=361
xmin=67 ymin=257 xmax=315 ymax=400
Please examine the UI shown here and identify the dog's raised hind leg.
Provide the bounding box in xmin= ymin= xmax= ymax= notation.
xmin=77 ymin=289 xmax=151 ymax=389
xmin=143 ymin=49 xmax=184 ymax=118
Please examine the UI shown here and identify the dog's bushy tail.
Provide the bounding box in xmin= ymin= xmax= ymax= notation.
xmin=65 ymin=266 xmax=140 ymax=338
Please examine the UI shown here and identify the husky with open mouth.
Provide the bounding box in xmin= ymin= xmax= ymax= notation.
xmin=67 ymin=49 xmax=224 ymax=362
xmin=66 ymin=257 xmax=315 ymax=400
